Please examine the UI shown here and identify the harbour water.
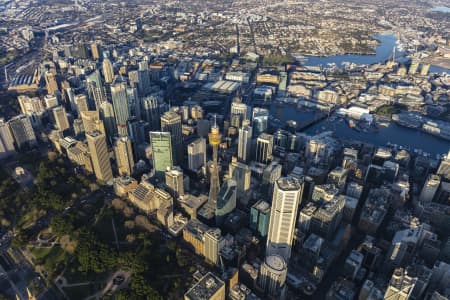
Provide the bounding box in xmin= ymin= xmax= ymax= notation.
xmin=272 ymin=34 xmax=450 ymax=156
xmin=303 ymin=34 xmax=398 ymax=67
xmin=432 ymin=6 xmax=450 ymax=13
xmin=302 ymin=33 xmax=449 ymax=74
xmin=269 ymin=104 xmax=450 ymax=156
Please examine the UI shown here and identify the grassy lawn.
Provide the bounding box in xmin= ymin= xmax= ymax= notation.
xmin=30 ymin=245 xmax=68 ymax=278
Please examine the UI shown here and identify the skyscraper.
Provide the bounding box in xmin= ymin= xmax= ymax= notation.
xmin=229 ymin=158 xmax=251 ymax=195
xmin=74 ymin=94 xmax=89 ymax=113
xmin=142 ymin=95 xmax=163 ymax=130
xmin=230 ymin=102 xmax=248 ymax=128
xmin=161 ymin=111 xmax=183 ymax=165
xmin=0 ymin=118 xmax=15 ymax=158
xmin=165 ymin=166 xmax=184 ymax=199
xmin=86 ymin=130 xmax=113 ymax=182
xmin=102 ymin=58 xmax=114 ymax=84
xmin=111 ymin=82 xmax=130 ymax=136
xmin=256 ymin=133 xmax=273 ymax=164
xmin=17 ymin=95 xmax=45 ymax=128
xmin=91 ymin=42 xmax=101 ymax=60
xmin=437 ymin=152 xmax=450 ymax=181
xmin=419 ymin=174 xmax=441 ymax=202
xmin=150 ymin=131 xmax=173 ymax=177
xmin=80 ymin=111 xmax=102 ymax=133
xmin=237 ymin=124 xmax=252 ymax=162
xmin=52 ymin=106 xmax=70 ymax=132
xmin=99 ymin=101 xmax=117 ymax=140
xmin=8 ymin=115 xmax=37 ymax=150
xmin=86 ymin=71 xmax=106 ymax=110
xmin=114 ymin=136 xmax=134 ymax=176
xmin=252 ymin=107 xmax=269 ymax=138
xmin=258 ymin=255 xmax=287 ymax=300
xmin=187 ymin=137 xmax=206 ymax=172
xmin=266 ymin=177 xmax=303 ymax=262
xmin=208 ymin=117 xmax=221 ymax=205
xmin=204 ymin=228 xmax=224 ymax=266
xmin=44 ymin=71 xmax=59 ymax=95
xmin=216 ymin=178 xmax=237 ymax=225
xmin=250 ymin=200 xmax=271 ymax=237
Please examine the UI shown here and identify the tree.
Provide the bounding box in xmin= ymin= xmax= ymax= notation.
xmin=50 ymin=215 xmax=74 ymax=236
xmin=116 ymin=274 xmax=163 ymax=300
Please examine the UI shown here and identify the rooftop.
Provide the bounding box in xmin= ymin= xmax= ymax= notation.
xmin=185 ymin=272 xmax=225 ymax=300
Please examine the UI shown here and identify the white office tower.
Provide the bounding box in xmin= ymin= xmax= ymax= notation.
xmin=52 ymin=106 xmax=70 ymax=132
xmin=237 ymin=124 xmax=252 ymax=162
xmin=256 ymin=133 xmax=273 ymax=164
xmin=230 ymin=102 xmax=249 ymax=128
xmin=258 ymin=255 xmax=287 ymax=300
xmin=266 ymin=177 xmax=303 ymax=262
xmin=165 ymin=166 xmax=184 ymax=199
xmin=419 ymin=174 xmax=441 ymax=202
xmin=102 ymin=58 xmax=114 ymax=83
xmin=204 ymin=228 xmax=224 ymax=266
xmin=187 ymin=137 xmax=206 ymax=171
xmin=0 ymin=119 xmax=15 ymax=158
xmin=114 ymin=136 xmax=134 ymax=176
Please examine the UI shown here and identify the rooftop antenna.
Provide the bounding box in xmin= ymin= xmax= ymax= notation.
xmin=213 ymin=113 xmax=217 ymax=128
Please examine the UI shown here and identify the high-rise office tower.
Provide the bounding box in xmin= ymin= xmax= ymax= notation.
xmin=187 ymin=137 xmax=206 ymax=171
xmin=8 ymin=115 xmax=37 ymax=150
xmin=208 ymin=117 xmax=221 ymax=205
xmin=419 ymin=174 xmax=441 ymax=202
xmin=80 ymin=111 xmax=101 ymax=133
xmin=111 ymin=82 xmax=130 ymax=136
xmin=17 ymin=95 xmax=45 ymax=128
xmin=204 ymin=228 xmax=224 ymax=266
xmin=384 ymin=268 xmax=417 ymax=300
xmin=252 ymin=107 xmax=268 ymax=138
xmin=44 ymin=71 xmax=59 ymax=95
xmin=86 ymin=71 xmax=106 ymax=110
xmin=102 ymin=58 xmax=114 ymax=84
xmin=52 ymin=106 xmax=70 ymax=132
xmin=238 ymin=124 xmax=252 ymax=162
xmin=256 ymin=133 xmax=273 ymax=164
xmin=437 ymin=152 xmax=450 ymax=181
xmin=99 ymin=101 xmax=117 ymax=140
xmin=0 ymin=119 xmax=15 ymax=158
xmin=266 ymin=177 xmax=303 ymax=262
xmin=165 ymin=166 xmax=184 ymax=199
xmin=161 ymin=111 xmax=182 ymax=165
xmin=142 ymin=95 xmax=162 ymax=130
xmin=229 ymin=157 xmax=251 ymax=194
xmin=216 ymin=179 xmax=237 ymax=225
xmin=230 ymin=102 xmax=248 ymax=128
xmin=250 ymin=200 xmax=271 ymax=237
xmin=44 ymin=94 xmax=58 ymax=110
xmin=127 ymin=118 xmax=149 ymax=146
xmin=138 ymin=68 xmax=151 ymax=96
xmin=114 ymin=136 xmax=134 ymax=176
xmin=74 ymin=94 xmax=89 ymax=113
xmin=86 ymin=130 xmax=113 ymax=182
xmin=65 ymin=88 xmax=77 ymax=115
xmin=150 ymin=131 xmax=173 ymax=177
xmin=258 ymin=255 xmax=288 ymax=300
xmin=73 ymin=118 xmax=84 ymax=137
xmin=91 ymin=42 xmax=101 ymax=60
xmin=127 ymin=87 xmax=141 ymax=120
